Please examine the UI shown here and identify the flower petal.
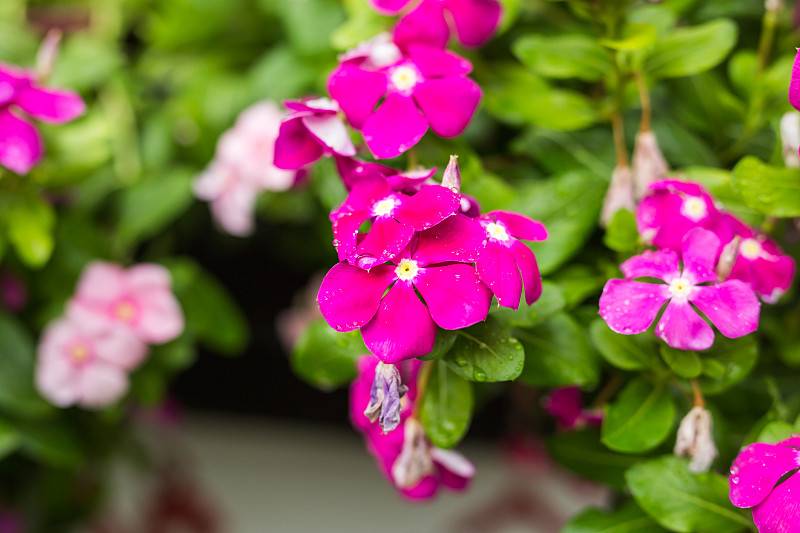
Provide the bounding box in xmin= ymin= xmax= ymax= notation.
xmin=16 ymin=86 xmax=86 ymax=124
xmin=273 ymin=116 xmax=324 ymax=170
xmin=327 ymin=65 xmax=387 ymax=129
xmin=351 ymin=217 xmax=415 ymax=270
xmin=477 ymin=240 xmax=522 ymax=309
xmin=78 ymin=361 xmax=129 ymax=408
xmin=318 ymin=262 xmax=396 ymax=332
xmin=415 ymin=263 xmax=492 ymax=329
xmin=791 ymin=48 xmax=800 ymax=111
xmin=599 ymin=279 xmax=670 ymax=334
xmin=487 ymin=211 xmax=547 ymax=241
xmin=655 ymin=299 xmax=714 ymax=350
xmin=406 ymin=45 xmax=473 ymax=78
xmin=74 ymin=262 xmax=126 ymax=302
xmin=394 ymin=184 xmax=460 ymax=231
xmin=680 ymin=228 xmax=721 ymax=285
xmin=134 ymin=290 xmax=185 ymax=345
xmin=363 ymin=92 xmax=428 ymax=159
xmin=730 ymin=442 xmax=800 ymax=509
xmin=620 ymin=249 xmax=681 ymax=282
xmin=753 ymin=472 xmax=800 ymax=533
xmin=367 ymin=0 xmax=413 ymax=15
xmin=302 ymin=113 xmax=356 ymax=157
xmin=510 ymin=239 xmax=542 ymax=305
xmin=394 ymin=2 xmax=450 ymax=50
xmin=0 ymin=108 xmax=43 ymax=174
xmin=691 ymin=281 xmax=759 ymax=339
xmin=332 ymin=210 xmax=369 ymax=261
xmin=445 ymin=0 xmax=502 ymax=47
xmin=93 ymin=327 xmax=148 ymax=370
xmin=413 ymin=77 xmax=481 ymax=138
xmin=412 ymin=214 xmax=485 ymax=265
xmin=431 ymin=447 xmax=474 ymax=491
xmin=361 ymin=281 xmax=437 ymax=363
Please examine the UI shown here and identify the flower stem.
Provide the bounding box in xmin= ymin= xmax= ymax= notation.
xmin=633 ymin=71 xmax=652 ymax=133
xmin=406 ymin=146 xmax=418 ymax=171
xmin=413 ymin=360 xmax=434 ymax=419
xmin=690 ymin=378 xmax=705 ymax=409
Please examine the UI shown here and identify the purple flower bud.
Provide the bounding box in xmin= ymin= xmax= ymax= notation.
xmin=364 ymin=362 xmax=408 ymax=432
xmin=674 ymin=406 xmax=717 ymax=473
xmin=442 ymin=154 xmax=461 ymax=192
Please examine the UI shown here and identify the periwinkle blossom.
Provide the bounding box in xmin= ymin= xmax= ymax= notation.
xmin=790 ymin=48 xmax=800 ymax=158
xmin=334 ymin=155 xmax=435 ymax=192
xmin=331 ymin=177 xmax=460 ymax=269
xmin=328 ymin=39 xmax=481 ymax=158
xmin=273 ymin=97 xmax=356 ymax=170
xmin=543 ymin=386 xmax=603 ymax=430
xmin=475 ymin=211 xmax=547 ymax=309
xmin=368 ymin=0 xmax=502 ymax=49
xmin=599 ymin=228 xmax=760 ymax=351
xmin=36 ymin=317 xmax=146 ymax=408
xmin=729 ymin=436 xmax=800 ymax=532
xmin=319 ymin=215 xmax=491 ymax=363
xmin=68 ymin=262 xmax=184 ymax=345
xmin=351 ymin=356 xmax=474 ymax=499
xmin=0 ymin=56 xmax=86 ymax=174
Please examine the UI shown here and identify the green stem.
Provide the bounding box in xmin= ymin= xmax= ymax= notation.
xmin=412 ymin=360 xmax=434 ymax=419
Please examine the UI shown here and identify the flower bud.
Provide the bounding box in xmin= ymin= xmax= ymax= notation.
xmin=442 ymin=154 xmax=461 ymax=192
xmin=364 ymin=362 xmax=408 ymax=432
xmin=780 ymin=111 xmax=800 ymax=168
xmin=632 ymin=130 xmax=669 ymax=199
xmin=716 ymin=236 xmax=741 ymax=281
xmin=392 ymin=418 xmax=434 ymax=488
xmin=674 ymin=406 xmax=718 ymax=473
xmin=600 ymin=165 xmax=635 ymax=227
xmin=36 ymin=29 xmax=62 ymax=81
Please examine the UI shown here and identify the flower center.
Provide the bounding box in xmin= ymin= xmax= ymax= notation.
xmin=389 ymin=65 xmax=421 ymax=93
xmin=69 ymin=342 xmax=91 ymax=364
xmin=680 ymin=197 xmax=708 ymax=222
xmin=668 ymin=277 xmax=694 ymax=299
xmin=395 ymin=259 xmax=420 ymax=282
xmin=114 ymin=301 xmax=137 ymax=323
xmin=485 ymin=222 xmax=510 ymax=242
xmin=372 ymin=196 xmax=400 ymax=218
xmin=739 ymin=238 xmax=762 ymax=260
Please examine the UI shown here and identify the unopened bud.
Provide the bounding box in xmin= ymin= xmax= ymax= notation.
xmin=442 ymin=154 xmax=461 ymax=192
xmin=716 ymin=236 xmax=741 ymax=280
xmin=632 ymin=130 xmax=669 ymax=199
xmin=36 ymin=29 xmax=62 ymax=82
xmin=674 ymin=406 xmax=718 ymax=473
xmin=600 ymin=165 xmax=635 ymax=227
xmin=392 ymin=418 xmax=434 ymax=488
xmin=780 ymin=112 xmax=800 ymax=168
xmin=364 ymin=362 xmax=408 ymax=433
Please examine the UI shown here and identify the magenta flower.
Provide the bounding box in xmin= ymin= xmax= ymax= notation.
xmin=369 ymin=0 xmax=502 ymax=49
xmin=599 ymin=228 xmax=760 ymax=351
xmin=717 ymin=214 xmax=795 ymax=304
xmin=67 ymin=262 xmax=184 ymax=345
xmin=328 ymin=40 xmax=481 ymax=158
xmin=334 ymin=155 xmax=435 ymax=191
xmin=331 ymin=177 xmax=460 ymax=269
xmin=273 ymin=97 xmax=356 ymax=170
xmin=730 ymin=436 xmax=800 ymax=532
xmin=475 ymin=210 xmax=547 ymax=309
xmin=351 ymin=356 xmax=474 ymax=499
xmin=319 ymin=215 xmax=491 ymax=363
xmin=36 ymin=316 xmax=146 ymax=408
xmin=543 ymin=386 xmax=603 ymax=430
xmin=790 ymin=50 xmax=800 ymax=143
xmin=636 ymin=180 xmax=722 ymax=250
xmin=0 ymin=62 xmax=85 ymax=174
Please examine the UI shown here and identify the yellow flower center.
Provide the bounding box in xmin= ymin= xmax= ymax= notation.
xmin=390 ymin=65 xmax=420 ymax=92
xmin=395 ymin=258 xmax=420 ymax=281
xmin=668 ymin=277 xmax=694 ymax=299
xmin=114 ymin=301 xmax=137 ymax=323
xmin=681 ymin=197 xmax=708 ymax=222
xmin=372 ymin=196 xmax=399 ymax=218
xmin=70 ymin=342 xmax=91 ymax=363
xmin=739 ymin=238 xmax=762 ymax=260
xmin=486 ymin=222 xmax=510 ymax=242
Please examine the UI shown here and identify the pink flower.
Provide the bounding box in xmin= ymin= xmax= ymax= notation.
xmin=636 ymin=180 xmax=722 ymax=250
xmin=0 ymin=59 xmax=85 ymax=174
xmin=273 ymin=97 xmax=356 ymax=169
xmin=193 ymin=161 xmax=262 ymax=236
xmin=331 ymin=178 xmax=460 ymax=269
xmin=328 ymin=40 xmax=481 ymax=158
xmin=334 ymin=155 xmax=435 ymax=191
xmin=318 ymin=215 xmax=491 ymax=363
xmin=351 ymin=356 xmax=474 ymax=499
xmin=369 ymin=0 xmax=502 ymax=49
xmin=790 ymin=50 xmax=800 ymax=145
xmin=729 ymin=436 xmax=800 ymax=532
xmin=543 ymin=386 xmax=603 ymax=430
xmin=475 ymin=210 xmax=547 ymax=309
xmin=36 ymin=317 xmax=146 ymax=408
xmin=599 ymin=228 xmax=760 ymax=351
xmin=68 ymin=262 xmax=184 ymax=345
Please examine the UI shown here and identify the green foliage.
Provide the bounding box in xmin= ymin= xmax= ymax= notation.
xmin=547 ymin=429 xmax=641 ymax=490
xmin=420 ymin=361 xmax=474 ymax=449
xmin=731 ymin=156 xmax=800 ymax=217
xmin=291 ymin=320 xmax=364 ymax=389
xmin=601 ymin=378 xmax=676 ymax=453
xmin=513 ymin=34 xmax=612 ymax=82
xmin=444 ymin=317 xmax=525 ymax=382
xmin=563 ymin=501 xmax=667 ymax=533
xmin=644 ymin=19 xmax=738 ymax=79
xmin=589 ymin=319 xmax=657 ymax=371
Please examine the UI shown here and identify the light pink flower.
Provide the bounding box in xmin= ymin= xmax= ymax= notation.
xmin=599 ymin=228 xmax=760 ymax=351
xmin=68 ymin=262 xmax=184 ymax=345
xmin=36 ymin=317 xmax=146 ymax=408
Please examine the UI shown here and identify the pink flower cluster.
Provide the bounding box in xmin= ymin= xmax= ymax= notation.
xmin=599 ymin=179 xmax=794 ymax=351
xmin=351 ymin=356 xmax=474 ymax=499
xmin=36 ymin=262 xmax=184 ymax=409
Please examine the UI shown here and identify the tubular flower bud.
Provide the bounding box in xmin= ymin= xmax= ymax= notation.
xmin=601 ymin=165 xmax=635 ymax=227
xmin=674 ymin=406 xmax=718 ymax=473
xmin=442 ymin=154 xmax=461 ymax=192
xmin=392 ymin=418 xmax=435 ymax=489
xmin=364 ymin=362 xmax=409 ymax=432
xmin=632 ymin=130 xmax=669 ymax=199
xmin=716 ymin=235 xmax=741 ymax=281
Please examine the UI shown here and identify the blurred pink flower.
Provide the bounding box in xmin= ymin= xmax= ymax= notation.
xmin=36 ymin=316 xmax=146 ymax=408
xmin=543 ymin=386 xmax=602 ymax=430
xmin=68 ymin=262 xmax=184 ymax=345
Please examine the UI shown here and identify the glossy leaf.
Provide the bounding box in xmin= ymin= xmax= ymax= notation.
xmin=660 ymin=346 xmax=702 ymax=378
xmin=563 ymin=500 xmax=667 ymax=533
xmin=445 ymin=317 xmax=525 ymax=382
xmin=291 ymin=319 xmax=364 ymax=390
xmin=731 ymin=156 xmax=800 ymax=217
xmin=513 ymin=34 xmax=612 ymax=81
xmin=547 ymin=429 xmax=641 ymax=490
xmin=645 ymin=19 xmax=738 ymax=79
xmin=590 ymin=319 xmax=657 ymax=371
xmin=420 ymin=361 xmax=473 ymax=449
xmin=601 ymin=378 xmax=676 ymax=453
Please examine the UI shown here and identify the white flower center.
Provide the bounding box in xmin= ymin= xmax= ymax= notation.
xmin=372 ymin=196 xmax=400 ymax=218
xmin=486 ymin=222 xmax=510 ymax=242
xmin=390 ymin=65 xmax=421 ymax=93
xmin=739 ymin=238 xmax=763 ymax=260
xmin=395 ymin=258 xmax=420 ymax=281
xmin=680 ymin=197 xmax=708 ymax=222
xmin=668 ymin=277 xmax=694 ymax=299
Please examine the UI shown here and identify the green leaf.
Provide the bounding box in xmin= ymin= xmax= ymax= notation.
xmin=547 ymin=429 xmax=641 ymax=490
xmin=2 ymin=191 xmax=55 ymax=268
xmin=603 ymin=209 xmax=639 ymax=252
xmin=600 ymin=24 xmax=657 ymax=51
xmin=418 ymin=328 xmax=457 ymax=361
xmin=698 ymin=336 xmax=758 ymax=395
xmin=731 ymin=156 xmax=800 ymax=217
xmin=627 ymin=456 xmax=752 ymax=532
xmin=420 ymin=361 xmax=473 ymax=449
xmin=331 ymin=0 xmax=390 ymax=51
xmin=492 ymin=281 xmax=565 ymax=327
xmin=563 ymin=501 xmax=667 ymax=533
xmin=589 ymin=319 xmax=656 ymax=371
xmin=445 ymin=317 xmax=525 ymax=382
xmin=553 ymin=265 xmax=605 ymax=308
xmin=291 ymin=319 xmax=364 ymax=390
xmin=513 ymin=34 xmax=612 ymax=81
xmin=19 ymin=421 xmax=83 ymax=468
xmin=601 ymin=378 xmax=676 ymax=453
xmin=518 ymin=312 xmax=599 ymax=387
xmin=645 ymin=19 xmax=738 ymax=79
xmin=0 ymin=313 xmax=54 ymax=418
xmin=271 ymin=0 xmax=344 ymax=56
xmin=756 ymin=420 xmax=794 ymax=444
xmin=116 ymin=168 xmax=194 ymax=244
xmin=0 ymin=418 xmax=21 ymax=461
xmin=660 ymin=346 xmax=702 ymax=378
